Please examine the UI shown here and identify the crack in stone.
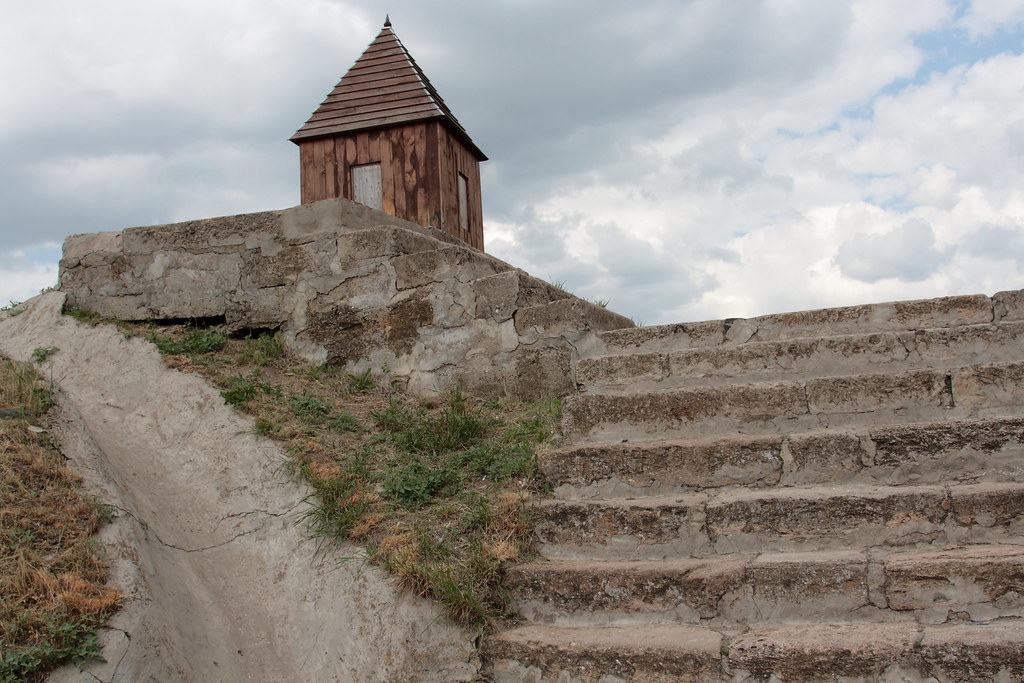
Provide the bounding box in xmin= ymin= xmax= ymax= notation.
xmin=108 ymin=626 xmax=132 ymax=682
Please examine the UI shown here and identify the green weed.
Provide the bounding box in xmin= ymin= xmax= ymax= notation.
xmin=221 ymin=373 xmax=273 ymax=406
xmin=328 ymin=412 xmax=361 ymax=433
xmin=346 ymin=369 xmax=376 ymax=394
xmin=31 ymin=346 xmax=59 ymax=364
xmin=148 ymin=328 xmax=227 ymax=355
xmin=62 ymin=305 xmax=107 ymax=325
xmin=288 ymin=392 xmax=332 ymax=425
xmin=239 ymin=332 xmax=283 ymax=366
xmin=1 ymin=300 xmax=23 ymax=318
xmin=0 ymin=616 xmax=104 ymax=682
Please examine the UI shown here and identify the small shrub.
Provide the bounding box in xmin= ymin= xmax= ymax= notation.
xmin=382 ymin=454 xmax=454 ymax=509
xmin=62 ymin=305 xmax=106 ymax=325
xmin=240 ymin=332 xmax=283 ymax=366
xmin=346 ymin=369 xmax=376 ymax=394
xmin=383 ymin=390 xmax=490 ymax=456
xmin=31 ymin=346 xmax=59 ymax=364
xmin=288 ymin=393 xmax=332 ymax=425
xmin=0 ymin=616 xmax=105 ymax=682
xmin=148 ymin=328 xmax=226 ymax=355
xmin=221 ymin=373 xmax=272 ymax=406
xmin=371 ymin=397 xmax=416 ymax=432
xmin=328 ymin=412 xmax=361 ymax=433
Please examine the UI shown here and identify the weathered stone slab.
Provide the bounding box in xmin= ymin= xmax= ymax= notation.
xmin=515 ymin=298 xmax=634 ymax=337
xmin=392 ymin=245 xmax=512 ymax=289
xmin=580 ymin=322 xmax=1024 ymax=393
xmin=540 ymin=435 xmax=784 ymax=496
xmin=994 ymin=288 xmax=1024 ymax=322
xmin=918 ymin=621 xmax=1024 ymax=681
xmin=485 ymin=625 xmax=723 ymax=683
xmin=728 ymin=623 xmax=920 ymax=680
xmin=595 ymin=292 xmax=1001 ymax=357
xmin=595 ymin=319 xmax=726 ymax=355
xmin=885 ymin=545 xmax=1024 ymax=622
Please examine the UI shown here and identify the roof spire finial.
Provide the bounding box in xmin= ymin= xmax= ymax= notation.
xmin=384 ymin=14 xmax=391 ymax=28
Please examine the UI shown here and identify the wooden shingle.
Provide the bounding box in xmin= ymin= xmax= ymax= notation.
xmin=290 ymin=19 xmax=486 ymax=161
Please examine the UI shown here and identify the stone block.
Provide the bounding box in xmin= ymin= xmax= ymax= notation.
xmin=61 ymin=231 xmax=123 ymax=269
xmin=336 ymin=226 xmax=441 ymax=261
xmin=393 ymin=245 xmax=511 ymax=290
xmin=515 ymin=298 xmax=634 ymax=338
xmin=994 ymin=288 xmax=1024 ymax=322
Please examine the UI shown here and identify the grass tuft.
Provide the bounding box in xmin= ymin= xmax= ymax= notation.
xmin=148 ymin=328 xmax=226 ymax=355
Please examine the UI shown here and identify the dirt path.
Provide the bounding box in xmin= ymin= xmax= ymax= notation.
xmin=0 ymin=293 xmax=478 ymax=682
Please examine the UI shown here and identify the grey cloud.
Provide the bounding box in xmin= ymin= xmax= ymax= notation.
xmin=671 ymin=131 xmax=795 ymax=197
xmin=835 ymin=219 xmax=952 ymax=283
xmin=963 ymin=222 xmax=1024 ymax=262
xmin=703 ymin=246 xmax=741 ymax=264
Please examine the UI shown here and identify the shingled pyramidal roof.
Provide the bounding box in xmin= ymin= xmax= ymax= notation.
xmin=290 ymin=17 xmax=487 ymax=161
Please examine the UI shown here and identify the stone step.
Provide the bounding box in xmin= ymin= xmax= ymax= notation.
xmin=562 ymin=362 xmax=1024 ymax=444
xmin=334 ymin=225 xmax=455 ymax=262
xmin=506 ymin=545 xmax=1024 ymax=628
xmin=535 ymin=481 xmax=1024 ymax=561
xmin=484 ymin=620 xmax=1024 ymax=682
xmin=577 ymin=321 xmax=1024 ymax=393
xmin=513 ymin=297 xmax=635 ymax=338
xmin=391 ymin=243 xmax=515 ymax=290
xmin=593 ymin=289 xmax=1024 ymax=357
xmin=484 ymin=623 xmax=724 ymax=683
xmin=541 ymin=416 xmax=1024 ymax=499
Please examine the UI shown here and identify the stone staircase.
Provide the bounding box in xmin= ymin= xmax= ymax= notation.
xmin=485 ymin=290 xmax=1024 ymax=682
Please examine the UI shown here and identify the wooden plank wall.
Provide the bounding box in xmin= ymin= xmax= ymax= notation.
xmin=437 ymin=124 xmax=484 ymax=250
xmin=298 ymin=121 xmax=484 ymax=251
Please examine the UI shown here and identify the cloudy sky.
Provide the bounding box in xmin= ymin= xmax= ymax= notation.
xmin=2 ymin=0 xmax=1023 ymax=325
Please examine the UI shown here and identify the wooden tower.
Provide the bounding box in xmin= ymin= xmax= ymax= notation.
xmin=291 ymin=18 xmax=487 ymax=250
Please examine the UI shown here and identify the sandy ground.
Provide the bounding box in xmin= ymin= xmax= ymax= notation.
xmin=0 ymin=293 xmax=478 ymax=682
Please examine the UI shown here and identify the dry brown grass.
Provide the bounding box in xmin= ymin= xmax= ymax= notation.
xmin=1 ymin=356 xmax=119 ymax=681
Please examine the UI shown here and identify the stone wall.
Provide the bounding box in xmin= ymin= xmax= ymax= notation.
xmin=59 ymin=198 xmax=634 ymax=396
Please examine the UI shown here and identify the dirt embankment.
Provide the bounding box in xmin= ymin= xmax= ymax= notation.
xmin=0 ymin=292 xmax=478 ymax=682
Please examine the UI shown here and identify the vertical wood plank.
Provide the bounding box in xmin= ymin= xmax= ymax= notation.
xmin=334 ymin=138 xmax=347 ymax=199
xmin=413 ymin=123 xmax=428 ymax=226
xmin=311 ymin=139 xmax=327 ymax=202
xmin=368 ymin=130 xmax=380 ymax=162
xmin=344 ymin=138 xmax=358 ymax=200
xmin=356 ymin=132 xmax=370 ymax=166
xmin=380 ymin=130 xmax=396 ymax=215
xmin=392 ymin=129 xmax=407 ymax=219
xmin=437 ymin=126 xmax=452 ymax=233
xmin=299 ymin=142 xmax=315 ymax=204
xmin=324 ymin=138 xmax=338 ymax=198
xmin=424 ymin=121 xmax=442 ymax=228
xmin=404 ymin=126 xmax=418 ymax=222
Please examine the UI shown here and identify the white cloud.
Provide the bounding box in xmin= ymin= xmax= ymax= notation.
xmin=0 ymin=248 xmax=60 ymax=306
xmin=958 ymin=0 xmax=1024 ymax=38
